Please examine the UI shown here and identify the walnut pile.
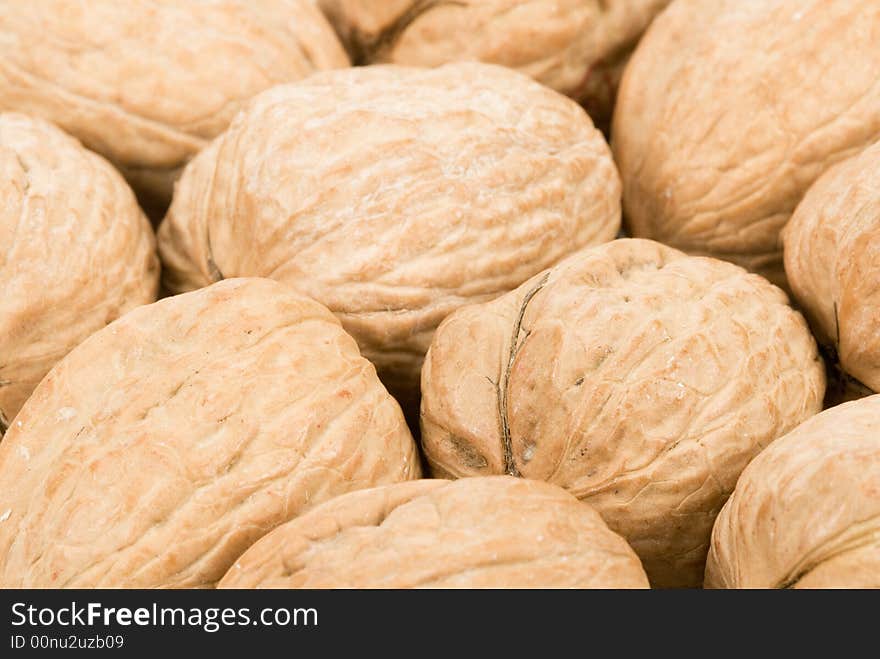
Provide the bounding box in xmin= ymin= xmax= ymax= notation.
xmin=0 ymin=0 xmax=875 ymax=592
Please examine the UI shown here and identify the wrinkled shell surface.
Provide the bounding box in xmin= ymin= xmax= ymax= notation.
xmin=158 ymin=62 xmax=620 ymax=402
xmin=318 ymin=0 xmax=671 ymax=125
xmin=0 ymin=278 xmax=419 ymax=588
xmin=706 ymin=395 xmax=880 ymax=589
xmin=0 ymin=112 xmax=157 ymax=431
xmin=219 ymin=476 xmax=649 ymax=588
xmin=784 ymin=140 xmax=880 ymax=394
xmin=613 ymin=0 xmax=880 ymax=285
xmin=0 ymin=0 xmax=349 ymax=208
xmin=420 ymin=238 xmax=825 ymax=587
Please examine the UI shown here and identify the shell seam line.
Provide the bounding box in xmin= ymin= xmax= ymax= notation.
xmin=205 ymin=228 xmax=225 ymax=283
xmin=778 ymin=516 xmax=880 ymax=589
xmin=7 ymin=62 xmax=205 ymax=160
xmin=202 ymin=146 xmax=225 ymax=283
xmin=498 ymin=272 xmax=550 ymax=477
xmin=355 ymin=1 xmax=467 ymax=64
xmin=818 ymin=312 xmax=876 ymax=397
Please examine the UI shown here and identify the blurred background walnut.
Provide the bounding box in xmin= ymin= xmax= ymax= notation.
xmin=0 ymin=0 xmax=349 ymax=216
xmin=784 ymin=141 xmax=880 ymax=397
xmin=0 ymin=112 xmax=158 ymax=432
xmin=613 ymin=0 xmax=880 ymax=287
xmin=318 ymin=0 xmax=672 ymax=129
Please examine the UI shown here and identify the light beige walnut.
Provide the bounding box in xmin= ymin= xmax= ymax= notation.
xmin=784 ymin=140 xmax=880 ymax=395
xmin=0 ymin=0 xmax=349 ymax=212
xmin=0 ymin=112 xmax=158 ymax=433
xmin=420 ymin=238 xmax=825 ymax=587
xmin=318 ymin=0 xmax=671 ymax=127
xmin=158 ymin=62 xmax=621 ymax=406
xmin=613 ymin=0 xmax=880 ymax=286
xmin=706 ymin=395 xmax=880 ymax=589
xmin=0 ymin=278 xmax=419 ymax=588
xmin=219 ymin=476 xmax=649 ymax=588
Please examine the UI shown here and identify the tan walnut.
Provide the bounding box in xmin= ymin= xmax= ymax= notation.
xmin=706 ymin=395 xmax=880 ymax=589
xmin=613 ymin=0 xmax=880 ymax=286
xmin=0 ymin=112 xmax=158 ymax=433
xmin=318 ymin=0 xmax=672 ymax=127
xmin=420 ymin=238 xmax=825 ymax=588
xmin=0 ymin=0 xmax=349 ymax=212
xmin=0 ymin=278 xmax=420 ymax=588
xmin=784 ymin=140 xmax=880 ymax=396
xmin=219 ymin=476 xmax=649 ymax=588
xmin=158 ymin=62 xmax=621 ymax=406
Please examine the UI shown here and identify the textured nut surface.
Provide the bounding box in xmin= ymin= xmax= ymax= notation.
xmin=219 ymin=476 xmax=649 ymax=588
xmin=784 ymin=140 xmax=880 ymax=394
xmin=706 ymin=395 xmax=880 ymax=589
xmin=318 ymin=0 xmax=671 ymax=126
xmin=0 ymin=278 xmax=419 ymax=588
xmin=0 ymin=0 xmax=349 ymax=209
xmin=158 ymin=62 xmax=621 ymax=402
xmin=613 ymin=0 xmax=880 ymax=285
xmin=0 ymin=112 xmax=158 ymax=431
xmin=420 ymin=238 xmax=825 ymax=587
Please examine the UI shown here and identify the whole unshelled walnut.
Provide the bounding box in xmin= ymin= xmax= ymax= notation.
xmin=613 ymin=0 xmax=880 ymax=286
xmin=784 ymin=140 xmax=880 ymax=396
xmin=0 ymin=278 xmax=420 ymax=588
xmin=158 ymin=62 xmax=621 ymax=407
xmin=219 ymin=476 xmax=649 ymax=588
xmin=0 ymin=0 xmax=349 ymax=213
xmin=0 ymin=113 xmax=158 ymax=433
xmin=706 ymin=395 xmax=880 ymax=589
xmin=318 ymin=0 xmax=672 ymax=127
xmin=420 ymin=238 xmax=825 ymax=587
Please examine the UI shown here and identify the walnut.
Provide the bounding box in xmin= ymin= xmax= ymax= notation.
xmin=318 ymin=0 xmax=672 ymax=127
xmin=784 ymin=140 xmax=880 ymax=396
xmin=0 ymin=0 xmax=349 ymax=211
xmin=707 ymin=395 xmax=880 ymax=589
xmin=420 ymin=238 xmax=825 ymax=587
xmin=0 ymin=278 xmax=419 ymax=587
xmin=613 ymin=0 xmax=880 ymax=286
xmin=158 ymin=62 xmax=620 ymax=406
xmin=220 ymin=476 xmax=649 ymax=588
xmin=0 ymin=112 xmax=157 ymax=430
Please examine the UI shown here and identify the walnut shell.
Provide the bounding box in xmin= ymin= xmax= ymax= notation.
xmin=219 ymin=476 xmax=649 ymax=588
xmin=0 ymin=0 xmax=349 ymax=211
xmin=0 ymin=112 xmax=158 ymax=432
xmin=0 ymin=278 xmax=419 ymax=588
xmin=784 ymin=140 xmax=880 ymax=394
xmin=158 ymin=62 xmax=621 ymax=404
xmin=420 ymin=238 xmax=825 ymax=587
xmin=318 ymin=0 xmax=671 ymax=127
xmin=613 ymin=0 xmax=880 ymax=286
xmin=706 ymin=395 xmax=880 ymax=589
